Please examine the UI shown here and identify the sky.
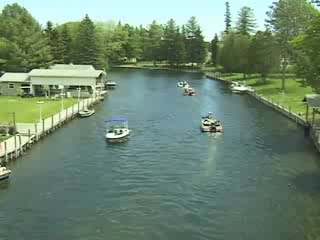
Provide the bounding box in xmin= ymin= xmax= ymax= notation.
xmin=0 ymin=0 xmax=273 ymax=40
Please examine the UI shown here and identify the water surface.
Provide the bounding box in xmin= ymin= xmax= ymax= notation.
xmin=1 ymin=69 xmax=319 ymax=240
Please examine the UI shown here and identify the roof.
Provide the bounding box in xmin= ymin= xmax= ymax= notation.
xmin=50 ymin=64 xmax=95 ymax=71
xmin=306 ymin=94 xmax=320 ymax=108
xmin=29 ymin=69 xmax=106 ymax=78
xmin=0 ymin=73 xmax=30 ymax=83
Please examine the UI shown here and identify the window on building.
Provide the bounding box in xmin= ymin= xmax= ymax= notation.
xmin=8 ymin=83 xmax=15 ymax=89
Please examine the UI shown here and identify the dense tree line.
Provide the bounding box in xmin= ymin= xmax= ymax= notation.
xmin=213 ymin=0 xmax=320 ymax=91
xmin=0 ymin=3 xmax=207 ymax=72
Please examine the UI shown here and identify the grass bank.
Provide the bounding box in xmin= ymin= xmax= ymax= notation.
xmin=221 ymin=73 xmax=312 ymax=117
xmin=0 ymin=136 xmax=10 ymax=142
xmin=0 ymin=97 xmax=78 ymax=123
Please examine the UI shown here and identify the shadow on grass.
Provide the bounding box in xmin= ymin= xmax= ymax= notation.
xmin=249 ymin=80 xmax=273 ymax=87
xmin=296 ymin=79 xmax=309 ymax=88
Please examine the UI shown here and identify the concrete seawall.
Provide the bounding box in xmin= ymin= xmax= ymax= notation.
xmin=205 ymin=73 xmax=320 ymax=153
xmin=0 ymin=97 xmax=101 ymax=164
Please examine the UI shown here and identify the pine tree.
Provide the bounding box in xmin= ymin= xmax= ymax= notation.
xmin=146 ymin=21 xmax=164 ymax=65
xmin=225 ymin=2 xmax=232 ymax=34
xmin=194 ymin=27 xmax=206 ymax=64
xmin=163 ymin=19 xmax=186 ymax=66
xmin=211 ymin=34 xmax=219 ymax=66
xmin=236 ymin=6 xmax=257 ymax=35
xmin=163 ymin=19 xmax=177 ymax=66
xmin=76 ymin=14 xmax=103 ymax=69
xmin=45 ymin=21 xmax=64 ymax=63
xmin=185 ymin=16 xmax=207 ymax=65
xmin=25 ymin=31 xmax=53 ymax=70
xmin=174 ymin=27 xmax=186 ymax=66
xmin=60 ymin=25 xmax=72 ymax=63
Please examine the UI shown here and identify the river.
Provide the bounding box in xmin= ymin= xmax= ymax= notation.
xmin=1 ymin=69 xmax=320 ymax=240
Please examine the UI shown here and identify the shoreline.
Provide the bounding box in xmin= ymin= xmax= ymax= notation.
xmin=0 ymin=97 xmax=102 ymax=164
xmin=112 ymin=65 xmax=203 ymax=73
xmin=205 ymin=73 xmax=320 ymax=153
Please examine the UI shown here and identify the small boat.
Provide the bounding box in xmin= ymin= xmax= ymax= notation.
xmin=230 ymin=81 xmax=250 ymax=94
xmin=78 ymin=108 xmax=95 ymax=118
xmin=177 ymin=81 xmax=189 ymax=88
xmin=201 ymin=112 xmax=223 ymax=133
xmin=232 ymin=85 xmax=249 ymax=94
xmin=183 ymin=87 xmax=196 ymax=96
xmin=105 ymin=81 xmax=116 ymax=89
xmin=105 ymin=118 xmax=131 ymax=142
xmin=0 ymin=166 xmax=11 ymax=181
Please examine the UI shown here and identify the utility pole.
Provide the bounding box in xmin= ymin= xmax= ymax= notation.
xmin=13 ymin=112 xmax=17 ymax=157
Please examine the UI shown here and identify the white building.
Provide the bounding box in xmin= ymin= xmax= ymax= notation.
xmin=0 ymin=64 xmax=106 ymax=97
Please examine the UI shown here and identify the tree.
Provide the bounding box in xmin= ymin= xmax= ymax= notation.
xmin=292 ymin=13 xmax=320 ymax=91
xmin=185 ymin=16 xmax=207 ymax=65
xmin=219 ymin=31 xmax=252 ymax=76
xmin=123 ymin=25 xmax=143 ymax=60
xmin=76 ymin=14 xmax=103 ymax=69
xmin=0 ymin=3 xmax=52 ymax=71
xmin=163 ymin=19 xmax=186 ymax=66
xmin=219 ymin=31 xmax=237 ymax=72
xmin=24 ymin=31 xmax=54 ymax=70
xmin=146 ymin=21 xmax=164 ymax=65
xmin=236 ymin=6 xmax=257 ymax=35
xmin=105 ymin=22 xmax=128 ymax=63
xmin=211 ymin=34 xmax=219 ymax=66
xmin=234 ymin=34 xmax=252 ymax=79
xmin=45 ymin=21 xmax=64 ymax=63
xmin=0 ymin=37 xmax=22 ymax=72
xmin=249 ymin=31 xmax=279 ymax=82
xmin=266 ymin=0 xmax=318 ymax=91
xmin=225 ymin=2 xmax=232 ymax=34
xmin=60 ymin=25 xmax=73 ymax=63
xmin=174 ymin=27 xmax=187 ymax=66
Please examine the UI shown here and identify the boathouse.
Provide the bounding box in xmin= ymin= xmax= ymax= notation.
xmin=0 ymin=64 xmax=106 ymax=97
xmin=0 ymin=73 xmax=30 ymax=96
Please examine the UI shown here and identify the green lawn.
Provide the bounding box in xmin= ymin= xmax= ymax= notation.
xmin=222 ymin=73 xmax=313 ymax=117
xmin=0 ymin=135 xmax=10 ymax=141
xmin=0 ymin=97 xmax=78 ymax=123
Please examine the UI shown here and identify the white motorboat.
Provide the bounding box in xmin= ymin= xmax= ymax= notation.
xmin=0 ymin=166 xmax=11 ymax=181
xmin=105 ymin=118 xmax=131 ymax=142
xmin=201 ymin=112 xmax=223 ymax=133
xmin=78 ymin=108 xmax=95 ymax=118
xmin=232 ymin=85 xmax=249 ymax=94
xmin=183 ymin=87 xmax=196 ymax=96
xmin=177 ymin=81 xmax=189 ymax=88
xmin=105 ymin=81 xmax=116 ymax=89
xmin=230 ymin=82 xmax=250 ymax=94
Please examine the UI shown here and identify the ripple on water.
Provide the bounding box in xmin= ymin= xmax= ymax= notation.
xmin=0 ymin=70 xmax=319 ymax=240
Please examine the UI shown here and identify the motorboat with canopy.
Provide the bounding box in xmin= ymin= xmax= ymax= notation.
xmin=105 ymin=118 xmax=131 ymax=142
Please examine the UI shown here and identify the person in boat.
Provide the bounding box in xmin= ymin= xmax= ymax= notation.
xmin=210 ymin=123 xmax=216 ymax=131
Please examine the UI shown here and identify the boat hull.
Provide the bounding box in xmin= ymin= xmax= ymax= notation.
xmin=201 ymin=125 xmax=223 ymax=133
xmin=232 ymin=89 xmax=247 ymax=94
xmin=0 ymin=171 xmax=11 ymax=181
xmin=106 ymin=130 xmax=131 ymax=143
xmin=78 ymin=110 xmax=95 ymax=118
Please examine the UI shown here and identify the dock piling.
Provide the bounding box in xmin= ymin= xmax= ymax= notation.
xmin=4 ymin=141 xmax=7 ymax=162
xmin=35 ymin=124 xmax=38 ymax=141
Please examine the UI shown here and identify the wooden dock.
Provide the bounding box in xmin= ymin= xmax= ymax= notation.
xmin=0 ymin=97 xmax=99 ymax=163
